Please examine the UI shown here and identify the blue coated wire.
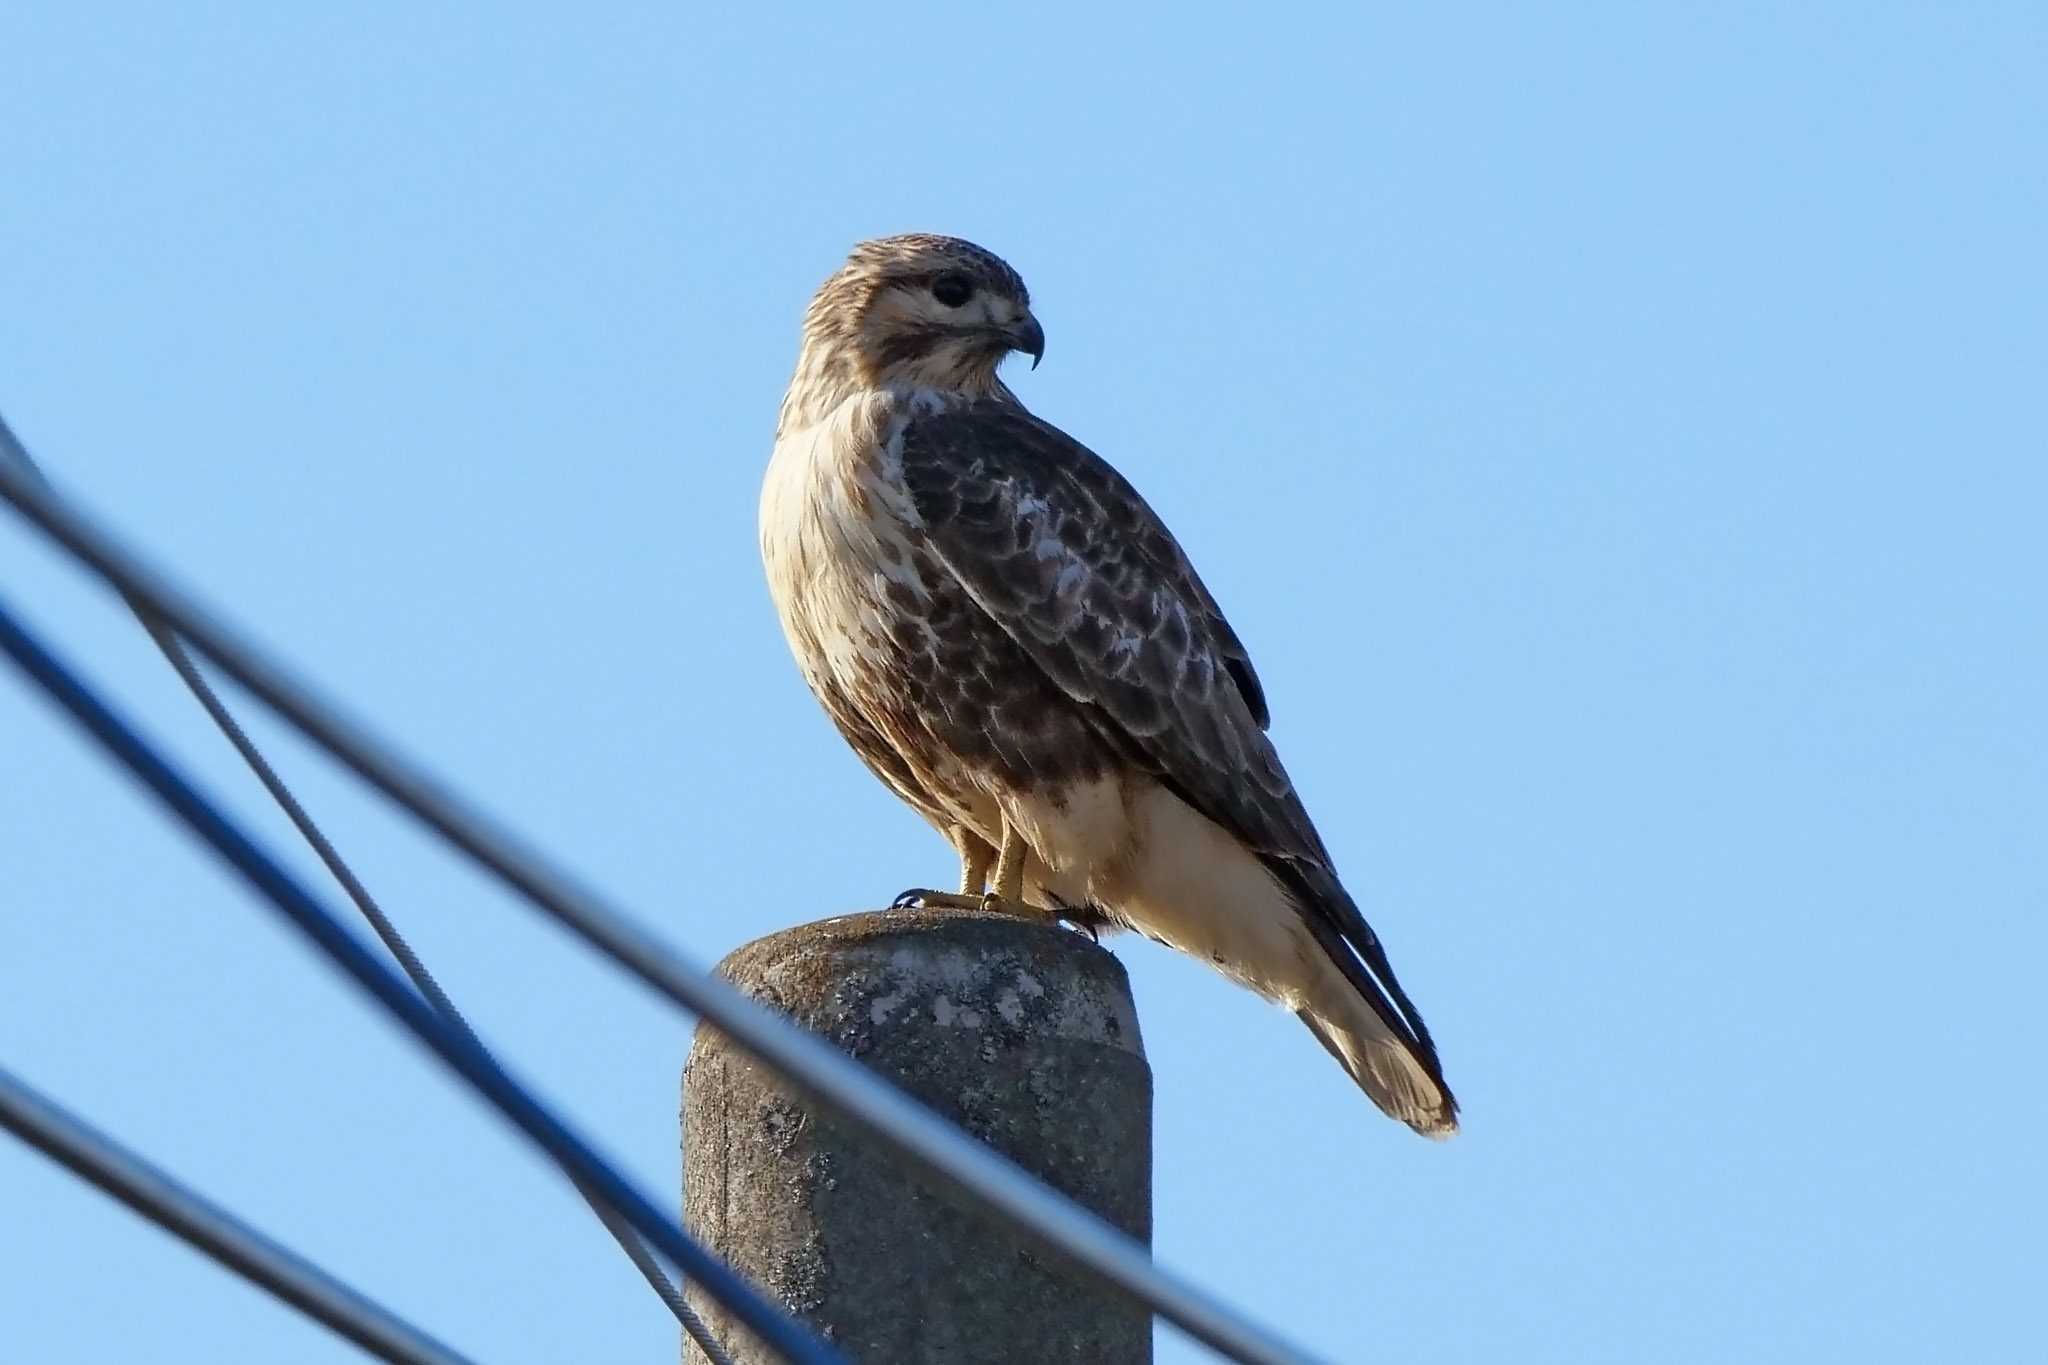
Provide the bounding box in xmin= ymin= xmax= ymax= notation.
xmin=0 ymin=418 xmax=1318 ymax=1365
xmin=0 ymin=592 xmax=843 ymax=1365
xmin=0 ymin=415 xmax=736 ymax=1365
xmin=0 ymin=1065 xmax=480 ymax=1365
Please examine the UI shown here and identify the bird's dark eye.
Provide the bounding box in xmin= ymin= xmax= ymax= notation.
xmin=930 ymin=272 xmax=974 ymax=308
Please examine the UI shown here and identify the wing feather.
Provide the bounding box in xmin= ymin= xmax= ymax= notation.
xmin=898 ymin=403 xmax=1297 ymax=843
xmin=896 ymin=401 xmax=1448 ymax=1082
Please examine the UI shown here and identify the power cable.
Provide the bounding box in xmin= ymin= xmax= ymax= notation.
xmin=0 ymin=418 xmax=737 ymax=1365
xmin=0 ymin=1063 xmax=479 ymax=1365
xmin=0 ymin=413 xmax=1321 ymax=1365
xmin=0 ymin=590 xmax=844 ymax=1365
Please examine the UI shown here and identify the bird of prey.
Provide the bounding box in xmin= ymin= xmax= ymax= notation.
xmin=760 ymin=234 xmax=1457 ymax=1136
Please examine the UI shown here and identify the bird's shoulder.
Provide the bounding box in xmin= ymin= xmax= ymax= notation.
xmin=890 ymin=395 xmax=1272 ymax=732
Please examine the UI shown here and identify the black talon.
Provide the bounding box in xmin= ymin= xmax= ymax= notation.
xmin=1044 ymin=894 xmax=1104 ymax=943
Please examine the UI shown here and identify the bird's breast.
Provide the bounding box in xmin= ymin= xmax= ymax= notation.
xmin=760 ymin=405 xmax=933 ymax=695
xmin=759 ymin=392 xmax=1116 ymax=822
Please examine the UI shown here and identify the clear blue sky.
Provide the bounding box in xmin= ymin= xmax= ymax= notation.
xmin=2 ymin=6 xmax=2041 ymax=1362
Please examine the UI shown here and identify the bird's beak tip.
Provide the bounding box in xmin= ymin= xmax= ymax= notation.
xmin=1011 ymin=316 xmax=1046 ymax=371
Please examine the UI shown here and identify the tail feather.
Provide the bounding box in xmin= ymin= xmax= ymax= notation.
xmin=1296 ymin=1005 xmax=1459 ymax=1138
xmin=1275 ymin=857 xmax=1459 ymax=1137
xmin=1099 ymin=783 xmax=1457 ymax=1135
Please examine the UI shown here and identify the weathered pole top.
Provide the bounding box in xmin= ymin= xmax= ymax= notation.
xmin=713 ymin=906 xmax=1145 ymax=1058
xmin=683 ymin=907 xmax=1152 ymax=1363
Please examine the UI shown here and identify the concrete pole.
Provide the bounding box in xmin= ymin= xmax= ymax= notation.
xmin=681 ymin=908 xmax=1152 ymax=1364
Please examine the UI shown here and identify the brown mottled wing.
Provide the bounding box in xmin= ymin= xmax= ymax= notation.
xmin=897 ymin=401 xmax=1315 ymax=864
xmin=895 ymin=400 xmax=1447 ymax=1076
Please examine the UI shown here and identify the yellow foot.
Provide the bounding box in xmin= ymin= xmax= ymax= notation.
xmin=977 ymin=893 xmax=1039 ymax=918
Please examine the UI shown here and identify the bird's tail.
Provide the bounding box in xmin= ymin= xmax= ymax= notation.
xmin=1278 ymin=859 xmax=1459 ymax=1138
xmin=1296 ymin=1002 xmax=1458 ymax=1138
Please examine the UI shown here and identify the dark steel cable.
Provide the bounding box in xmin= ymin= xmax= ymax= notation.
xmin=0 ymin=418 xmax=1318 ymax=1365
xmin=0 ymin=421 xmax=737 ymax=1365
xmin=0 ymin=1064 xmax=479 ymax=1365
xmin=0 ymin=594 xmax=845 ymax=1365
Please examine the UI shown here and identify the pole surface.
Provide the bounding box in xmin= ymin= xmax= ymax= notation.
xmin=683 ymin=908 xmax=1153 ymax=1364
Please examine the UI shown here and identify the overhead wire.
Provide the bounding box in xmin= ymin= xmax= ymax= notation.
xmin=0 ymin=1063 xmax=479 ymax=1365
xmin=0 ymin=590 xmax=844 ymax=1365
xmin=0 ymin=415 xmax=1320 ymax=1365
xmin=142 ymin=615 xmax=743 ymax=1365
xmin=0 ymin=420 xmax=738 ymax=1365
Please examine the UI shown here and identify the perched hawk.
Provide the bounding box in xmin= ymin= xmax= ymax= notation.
xmin=761 ymin=234 xmax=1457 ymax=1136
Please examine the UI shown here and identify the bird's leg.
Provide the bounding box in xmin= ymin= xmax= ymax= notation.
xmin=957 ymin=829 xmax=993 ymax=897
xmin=893 ymin=822 xmax=1037 ymax=916
xmin=978 ymin=820 xmax=1036 ymax=918
xmin=891 ymin=826 xmax=996 ymax=912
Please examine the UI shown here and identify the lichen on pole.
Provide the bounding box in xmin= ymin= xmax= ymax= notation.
xmin=682 ymin=908 xmax=1153 ymax=1364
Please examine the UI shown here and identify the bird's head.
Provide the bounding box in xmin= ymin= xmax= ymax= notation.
xmin=782 ymin=235 xmax=1043 ymax=429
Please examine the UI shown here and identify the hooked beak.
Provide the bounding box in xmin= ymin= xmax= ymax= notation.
xmin=1007 ymin=313 xmax=1045 ymax=370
